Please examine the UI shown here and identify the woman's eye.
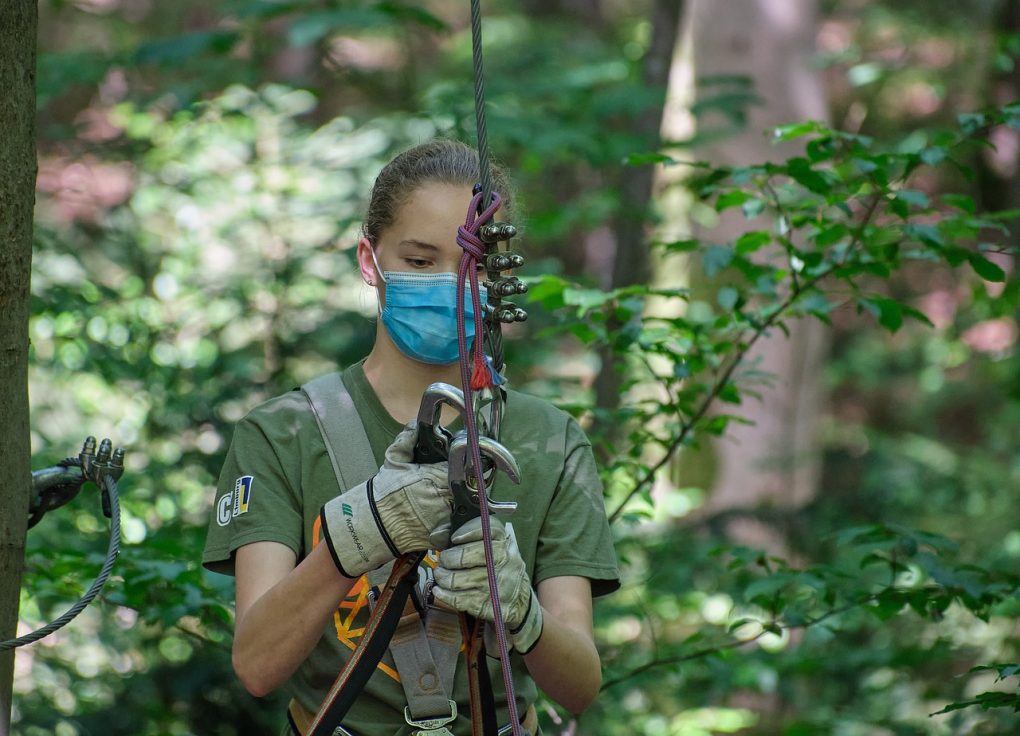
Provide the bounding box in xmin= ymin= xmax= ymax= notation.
xmin=405 ymin=258 xmax=431 ymax=268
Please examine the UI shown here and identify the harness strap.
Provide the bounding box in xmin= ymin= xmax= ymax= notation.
xmin=301 ymin=372 xmax=376 ymax=490
xmin=290 ymin=696 xmax=541 ymax=735
xmin=302 ymin=373 xmax=424 ymax=734
xmin=389 ymin=604 xmax=462 ymax=723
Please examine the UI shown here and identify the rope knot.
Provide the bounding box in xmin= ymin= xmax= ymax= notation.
xmin=456 ymin=190 xmax=502 ymax=391
xmin=456 ymin=226 xmax=486 ymax=260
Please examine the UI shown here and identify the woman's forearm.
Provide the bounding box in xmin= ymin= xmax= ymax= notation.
xmin=522 ymin=603 xmax=602 ymax=715
xmin=233 ymin=542 xmax=356 ymax=697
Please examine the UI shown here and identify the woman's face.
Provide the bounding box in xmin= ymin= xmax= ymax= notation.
xmin=358 ymin=181 xmax=479 ymax=284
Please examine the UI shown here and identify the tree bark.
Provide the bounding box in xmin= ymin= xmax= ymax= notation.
xmin=685 ymin=0 xmax=830 ymax=516
xmin=0 ymin=2 xmax=37 ymax=732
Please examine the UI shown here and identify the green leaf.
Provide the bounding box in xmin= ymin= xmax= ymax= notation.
xmin=742 ymin=197 xmax=766 ymax=218
xmin=786 ymin=157 xmax=831 ymax=194
xmin=716 ymin=190 xmax=752 ymax=212
xmin=524 ymin=275 xmax=568 ymax=310
xmin=717 ymin=382 xmax=741 ymax=404
xmin=920 ymin=147 xmax=948 ymax=166
xmin=744 ymin=574 xmax=790 ymax=602
xmin=889 ymin=197 xmax=909 ymax=219
xmin=703 ymin=414 xmax=731 ymax=435
xmin=942 ymin=193 xmax=976 ymax=213
xmin=772 ymin=121 xmax=824 ymax=141
xmin=813 ymin=223 xmax=848 ymax=247
xmin=287 ymin=9 xmax=391 ymax=46
xmin=728 ymin=617 xmax=760 ymax=633
xmin=876 ymin=298 xmax=903 ymax=332
xmin=806 ymin=137 xmax=838 ymax=163
xmin=901 ymin=305 xmax=935 ymax=328
xmin=870 ymin=591 xmax=907 ymax=620
xmin=968 ymin=253 xmax=1007 ymax=282
xmin=717 ymin=286 xmax=740 ymax=311
xmin=563 ymin=287 xmax=612 ymax=313
xmin=859 ymin=552 xmax=891 ymax=569
xmin=895 ymin=190 xmax=931 ymax=209
xmin=959 ymin=112 xmax=988 ymax=134
xmin=626 ymin=152 xmax=676 ymax=166
xmin=702 ymin=246 xmax=734 ymax=277
xmin=905 ymin=223 xmax=945 ymax=247
xmin=858 ymin=298 xmax=903 ymax=332
xmin=734 ymin=231 xmax=771 ymax=254
xmin=662 ymin=239 xmax=701 ymax=253
xmin=377 ymin=2 xmax=449 ymax=30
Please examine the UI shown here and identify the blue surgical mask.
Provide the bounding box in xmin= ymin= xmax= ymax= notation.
xmin=376 ymin=266 xmax=486 ymax=366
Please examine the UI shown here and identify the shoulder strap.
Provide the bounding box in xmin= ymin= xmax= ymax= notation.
xmin=300 ymin=372 xmax=377 ymax=493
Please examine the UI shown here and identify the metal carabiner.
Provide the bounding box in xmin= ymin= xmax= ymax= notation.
xmin=413 ymin=382 xmax=467 ymax=465
xmin=447 ymin=431 xmax=519 ymax=534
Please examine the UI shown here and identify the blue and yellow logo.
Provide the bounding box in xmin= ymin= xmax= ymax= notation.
xmin=235 ymin=475 xmax=254 ymax=515
xmin=218 ymin=475 xmax=255 ymax=526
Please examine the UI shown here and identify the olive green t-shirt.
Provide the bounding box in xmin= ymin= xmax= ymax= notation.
xmin=203 ymin=362 xmax=620 ymax=735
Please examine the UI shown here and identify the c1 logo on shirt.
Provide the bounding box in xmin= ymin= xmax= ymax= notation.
xmin=217 ymin=475 xmax=254 ymax=526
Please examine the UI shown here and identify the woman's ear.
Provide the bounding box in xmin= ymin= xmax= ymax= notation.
xmin=356 ymin=237 xmax=379 ymax=286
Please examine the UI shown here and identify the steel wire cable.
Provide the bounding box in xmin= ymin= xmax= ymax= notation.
xmin=0 ymin=475 xmax=121 ymax=650
xmin=462 ymin=2 xmax=523 ymax=727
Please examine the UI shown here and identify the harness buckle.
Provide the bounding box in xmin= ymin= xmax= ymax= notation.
xmin=404 ymin=700 xmax=457 ymax=736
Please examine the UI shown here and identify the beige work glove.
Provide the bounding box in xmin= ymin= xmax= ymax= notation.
xmin=432 ymin=516 xmax=544 ymax=654
xmin=320 ymin=424 xmax=452 ymax=579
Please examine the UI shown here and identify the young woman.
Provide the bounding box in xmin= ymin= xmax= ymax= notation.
xmin=203 ymin=140 xmax=620 ymax=735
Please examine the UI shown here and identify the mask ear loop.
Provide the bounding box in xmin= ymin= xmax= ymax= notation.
xmin=368 ymin=245 xmax=388 ymax=317
xmin=368 ymin=246 xmax=389 ymax=285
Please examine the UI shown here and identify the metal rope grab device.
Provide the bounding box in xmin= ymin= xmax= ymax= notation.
xmin=0 ymin=437 xmax=125 ymax=651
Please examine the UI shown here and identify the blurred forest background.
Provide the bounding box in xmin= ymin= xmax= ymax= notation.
xmin=8 ymin=0 xmax=1020 ymax=734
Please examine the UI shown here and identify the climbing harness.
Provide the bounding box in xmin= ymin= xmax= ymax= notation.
xmin=299 ymin=376 xmax=522 ymax=736
xmin=1 ymin=437 xmax=125 ymax=651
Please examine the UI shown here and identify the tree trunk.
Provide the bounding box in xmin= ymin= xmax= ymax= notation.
xmin=685 ymin=0 xmax=830 ymax=518
xmin=591 ymin=0 xmax=685 ymax=454
xmin=0 ymin=2 xmax=37 ymax=732
xmin=977 ymin=0 xmax=1020 ymax=239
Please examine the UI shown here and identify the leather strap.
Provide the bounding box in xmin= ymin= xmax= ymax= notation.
xmin=462 ymin=616 xmax=502 ymax=736
xmin=307 ymin=551 xmax=424 ymax=736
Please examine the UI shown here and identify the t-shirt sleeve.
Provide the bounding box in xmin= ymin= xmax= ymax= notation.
xmin=533 ymin=418 xmax=621 ymax=597
xmin=202 ymin=409 xmax=304 ymax=576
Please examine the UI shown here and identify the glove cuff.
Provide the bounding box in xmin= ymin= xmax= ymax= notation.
xmin=320 ymin=481 xmax=393 ymax=578
xmin=509 ymin=589 xmax=543 ymax=655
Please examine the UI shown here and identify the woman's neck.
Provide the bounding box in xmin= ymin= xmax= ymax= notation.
xmin=362 ymin=335 xmax=465 ymax=425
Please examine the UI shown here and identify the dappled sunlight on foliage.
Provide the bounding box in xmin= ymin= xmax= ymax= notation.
xmin=12 ymin=1 xmax=1020 ymax=734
